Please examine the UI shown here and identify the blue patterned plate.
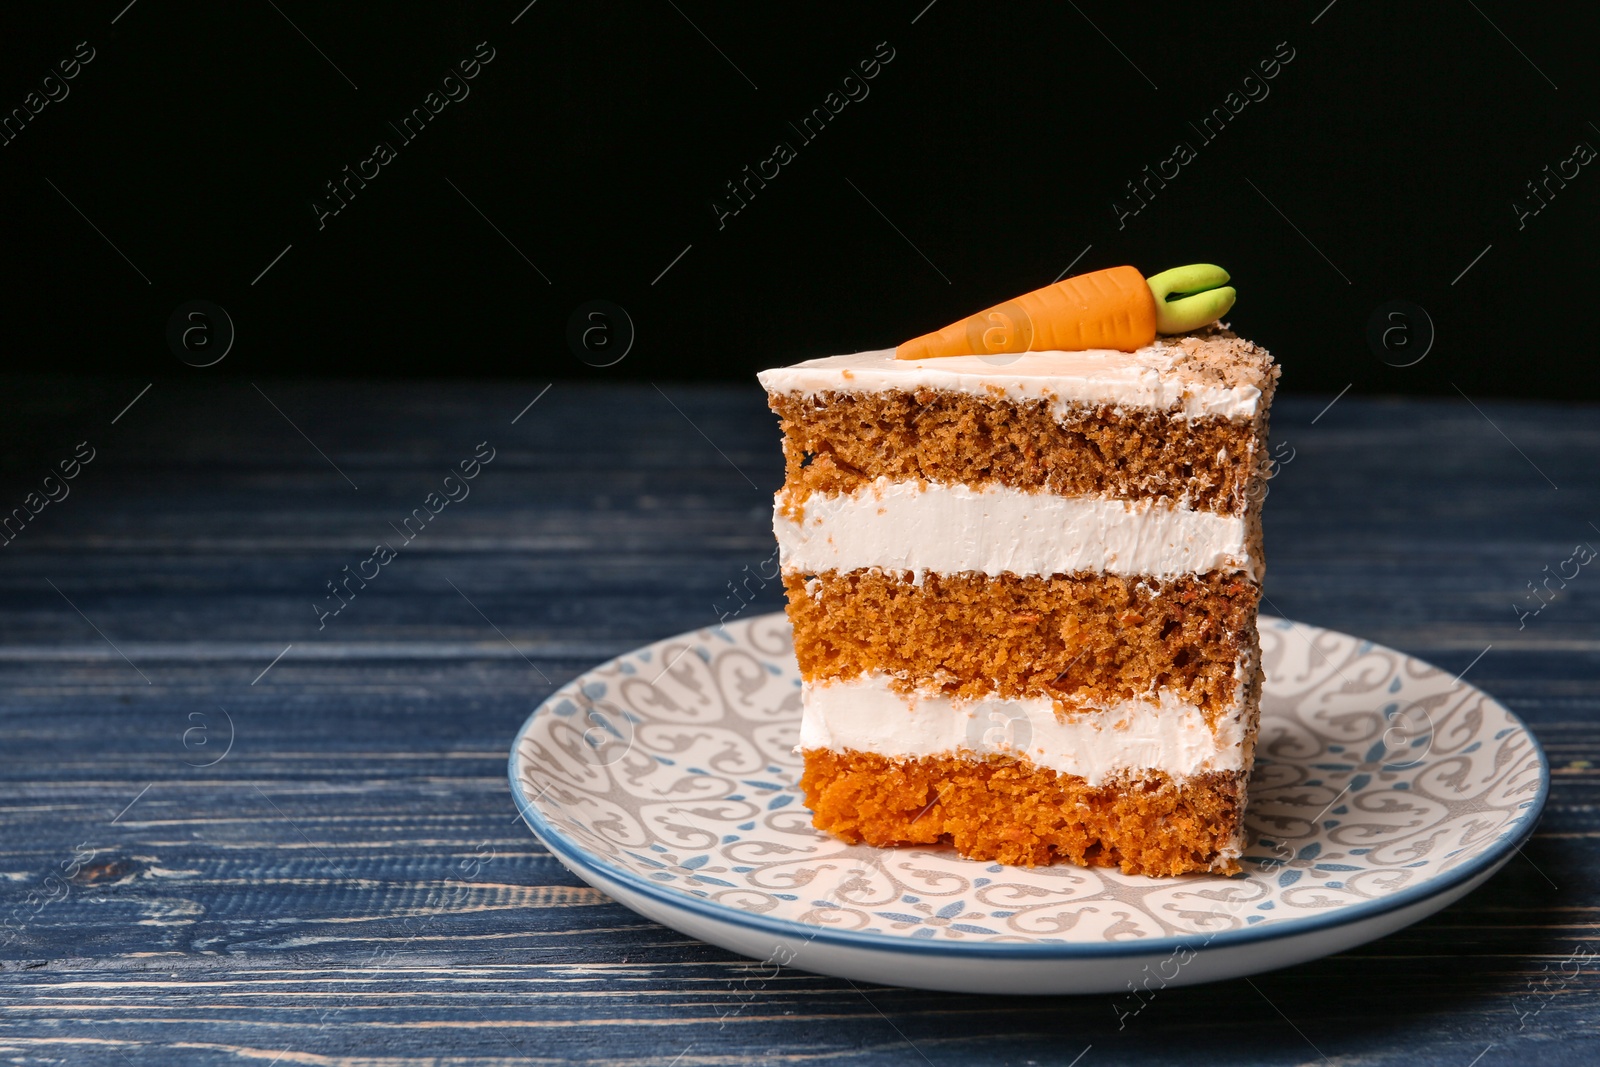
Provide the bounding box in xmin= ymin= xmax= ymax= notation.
xmin=508 ymin=613 xmax=1548 ymax=994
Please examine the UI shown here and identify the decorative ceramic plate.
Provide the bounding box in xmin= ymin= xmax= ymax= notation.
xmin=508 ymin=613 xmax=1548 ymax=995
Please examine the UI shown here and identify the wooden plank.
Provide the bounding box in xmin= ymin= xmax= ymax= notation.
xmin=2 ymin=383 xmax=1597 ymax=1065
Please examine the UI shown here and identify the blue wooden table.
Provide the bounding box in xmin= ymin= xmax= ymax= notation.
xmin=1 ymin=379 xmax=1594 ymax=1065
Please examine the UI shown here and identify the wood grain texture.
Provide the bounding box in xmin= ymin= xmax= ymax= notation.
xmin=1 ymin=379 xmax=1596 ymax=1065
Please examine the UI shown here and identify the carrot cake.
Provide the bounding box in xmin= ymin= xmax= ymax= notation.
xmin=758 ymin=265 xmax=1279 ymax=877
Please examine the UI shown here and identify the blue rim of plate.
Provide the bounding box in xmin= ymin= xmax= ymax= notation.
xmin=507 ymin=616 xmax=1551 ymax=961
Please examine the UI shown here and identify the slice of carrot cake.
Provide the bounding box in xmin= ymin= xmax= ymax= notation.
xmin=757 ymin=265 xmax=1279 ymax=877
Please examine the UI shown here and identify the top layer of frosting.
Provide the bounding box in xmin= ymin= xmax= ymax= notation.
xmin=758 ymin=329 xmax=1276 ymax=421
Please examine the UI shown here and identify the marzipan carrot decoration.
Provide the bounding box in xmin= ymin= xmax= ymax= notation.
xmin=893 ymin=264 xmax=1237 ymax=359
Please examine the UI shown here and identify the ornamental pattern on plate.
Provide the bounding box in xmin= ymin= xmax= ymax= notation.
xmin=514 ymin=614 xmax=1543 ymax=944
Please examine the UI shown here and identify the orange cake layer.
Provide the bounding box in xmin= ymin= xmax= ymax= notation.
xmin=770 ymin=389 xmax=1267 ymax=514
xmin=801 ymin=748 xmax=1244 ymax=876
xmin=785 ymin=569 xmax=1259 ymax=718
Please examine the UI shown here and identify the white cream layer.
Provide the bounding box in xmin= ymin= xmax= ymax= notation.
xmin=799 ymin=674 xmax=1249 ymax=785
xmin=757 ymin=345 xmax=1262 ymax=420
xmin=776 ymin=479 xmax=1251 ymax=579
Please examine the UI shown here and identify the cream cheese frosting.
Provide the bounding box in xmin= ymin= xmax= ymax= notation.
xmin=756 ymin=344 xmax=1263 ymax=420
xmin=775 ymin=478 xmax=1252 ymax=580
xmin=798 ymin=673 xmax=1251 ymax=785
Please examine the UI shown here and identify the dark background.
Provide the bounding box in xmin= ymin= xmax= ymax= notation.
xmin=0 ymin=1 xmax=1592 ymax=397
